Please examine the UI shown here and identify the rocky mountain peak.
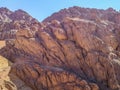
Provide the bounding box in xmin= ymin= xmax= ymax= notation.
xmin=0 ymin=7 xmax=38 ymax=23
xmin=43 ymin=6 xmax=120 ymax=23
xmin=106 ymin=7 xmax=116 ymax=12
xmin=0 ymin=8 xmax=39 ymax=40
xmin=0 ymin=7 xmax=12 ymax=15
xmin=10 ymin=9 xmax=37 ymax=22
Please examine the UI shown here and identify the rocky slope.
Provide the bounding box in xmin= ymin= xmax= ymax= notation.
xmin=0 ymin=6 xmax=120 ymax=90
xmin=0 ymin=55 xmax=32 ymax=90
xmin=0 ymin=7 xmax=40 ymax=40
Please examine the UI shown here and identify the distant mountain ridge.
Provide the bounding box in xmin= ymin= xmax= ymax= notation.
xmin=43 ymin=6 xmax=120 ymax=23
xmin=0 ymin=7 xmax=38 ymax=22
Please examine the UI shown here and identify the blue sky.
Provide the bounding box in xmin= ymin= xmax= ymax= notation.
xmin=0 ymin=0 xmax=119 ymax=21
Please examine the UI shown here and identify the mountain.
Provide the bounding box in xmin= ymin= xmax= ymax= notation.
xmin=0 ymin=6 xmax=120 ymax=90
xmin=0 ymin=7 xmax=40 ymax=40
xmin=43 ymin=6 xmax=120 ymax=24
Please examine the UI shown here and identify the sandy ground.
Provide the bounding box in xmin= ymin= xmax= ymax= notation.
xmin=0 ymin=41 xmax=6 ymax=49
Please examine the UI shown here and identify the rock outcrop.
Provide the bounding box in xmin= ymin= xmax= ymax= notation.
xmin=0 ymin=7 xmax=40 ymax=40
xmin=0 ymin=55 xmax=32 ymax=90
xmin=0 ymin=6 xmax=120 ymax=90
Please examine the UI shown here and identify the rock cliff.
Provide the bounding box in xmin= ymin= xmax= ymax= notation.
xmin=0 ymin=6 xmax=120 ymax=90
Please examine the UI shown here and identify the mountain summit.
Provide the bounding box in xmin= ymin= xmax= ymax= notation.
xmin=43 ymin=6 xmax=120 ymax=23
xmin=0 ymin=6 xmax=120 ymax=90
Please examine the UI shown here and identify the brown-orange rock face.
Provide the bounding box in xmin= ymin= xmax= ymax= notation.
xmin=0 ymin=6 xmax=120 ymax=90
